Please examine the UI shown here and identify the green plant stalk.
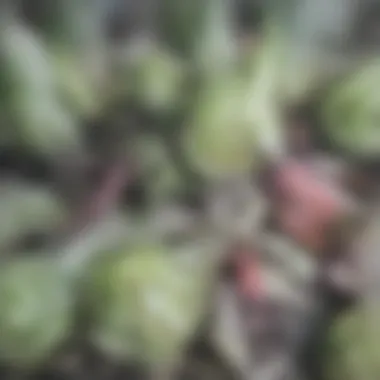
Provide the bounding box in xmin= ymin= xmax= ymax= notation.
xmin=31 ymin=0 xmax=106 ymax=53
xmin=57 ymin=214 xmax=131 ymax=280
xmin=35 ymin=0 xmax=108 ymax=118
xmin=194 ymin=0 xmax=236 ymax=78
xmin=243 ymin=18 xmax=286 ymax=160
xmin=158 ymin=0 xmax=204 ymax=58
xmin=183 ymin=0 xmax=256 ymax=179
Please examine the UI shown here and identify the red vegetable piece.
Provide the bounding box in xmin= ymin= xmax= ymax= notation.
xmin=272 ymin=159 xmax=348 ymax=251
xmin=234 ymin=248 xmax=264 ymax=301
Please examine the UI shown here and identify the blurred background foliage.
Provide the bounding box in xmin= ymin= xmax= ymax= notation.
xmin=1 ymin=0 xmax=380 ymax=380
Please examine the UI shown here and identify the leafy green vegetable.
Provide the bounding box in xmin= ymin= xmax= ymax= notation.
xmin=11 ymin=93 xmax=81 ymax=155
xmin=325 ymin=306 xmax=380 ymax=380
xmin=86 ymin=241 xmax=218 ymax=368
xmin=322 ymin=60 xmax=380 ymax=157
xmin=133 ymin=42 xmax=187 ymax=113
xmin=0 ymin=21 xmax=55 ymax=96
xmin=0 ymin=181 xmax=66 ymax=249
xmin=51 ymin=49 xmax=102 ymax=118
xmin=184 ymin=74 xmax=258 ymax=179
xmin=0 ymin=258 xmax=73 ymax=368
